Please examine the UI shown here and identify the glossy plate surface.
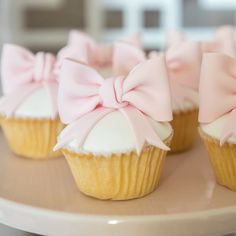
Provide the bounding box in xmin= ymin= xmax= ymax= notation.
xmin=0 ymin=131 xmax=236 ymax=236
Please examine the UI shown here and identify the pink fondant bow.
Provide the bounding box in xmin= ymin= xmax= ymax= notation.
xmin=164 ymin=30 xmax=202 ymax=106
xmin=58 ymin=30 xmax=142 ymax=68
xmin=0 ymin=44 xmax=58 ymax=118
xmin=201 ymin=25 xmax=236 ymax=58
xmin=112 ymin=42 xmax=146 ymax=76
xmin=199 ymin=53 xmax=236 ymax=145
xmin=54 ymin=56 xmax=172 ymax=153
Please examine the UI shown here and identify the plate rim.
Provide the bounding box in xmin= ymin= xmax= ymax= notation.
xmin=1 ymin=196 xmax=236 ymax=223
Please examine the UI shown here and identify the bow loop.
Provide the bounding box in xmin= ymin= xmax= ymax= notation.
xmin=123 ymin=56 xmax=172 ymax=121
xmin=58 ymin=59 xmax=103 ymax=124
xmin=165 ymin=30 xmax=202 ymax=106
xmin=1 ymin=44 xmax=35 ymax=94
xmin=166 ymin=41 xmax=201 ymax=90
xmin=199 ymin=53 xmax=236 ymax=145
xmin=34 ymin=52 xmax=56 ymax=82
xmin=199 ymin=53 xmax=236 ymax=123
xmin=201 ymin=26 xmax=236 ymax=58
xmin=57 ymin=31 xmax=94 ymax=68
xmin=113 ymin=42 xmax=145 ymax=76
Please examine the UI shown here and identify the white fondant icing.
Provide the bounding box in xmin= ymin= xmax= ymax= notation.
xmin=0 ymin=87 xmax=55 ymax=119
xmin=201 ymin=113 xmax=236 ymax=144
xmin=66 ymin=111 xmax=172 ymax=155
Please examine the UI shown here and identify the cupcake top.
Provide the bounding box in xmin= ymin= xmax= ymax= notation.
xmin=66 ymin=111 xmax=171 ymax=154
xmin=0 ymin=87 xmax=57 ymax=119
xmin=199 ymin=53 xmax=236 ymax=144
xmin=0 ymin=44 xmax=59 ymax=119
xmin=165 ymin=30 xmax=202 ymax=112
xmin=54 ymin=53 xmax=173 ymax=155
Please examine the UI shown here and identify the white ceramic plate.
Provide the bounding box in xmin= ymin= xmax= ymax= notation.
xmin=0 ymin=131 xmax=236 ymax=236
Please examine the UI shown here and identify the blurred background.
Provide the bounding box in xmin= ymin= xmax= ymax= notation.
xmin=0 ymin=0 xmax=236 ymax=235
xmin=1 ymin=0 xmax=236 ymax=52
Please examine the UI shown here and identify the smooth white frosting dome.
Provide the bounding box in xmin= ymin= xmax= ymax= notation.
xmin=0 ymin=87 xmax=55 ymax=119
xmin=66 ymin=111 xmax=172 ymax=154
xmin=201 ymin=113 xmax=236 ymax=144
xmin=172 ymin=88 xmax=199 ymax=112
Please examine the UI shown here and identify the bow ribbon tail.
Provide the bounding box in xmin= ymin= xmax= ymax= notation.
xmin=120 ymin=106 xmax=170 ymax=155
xmin=0 ymin=84 xmax=40 ymax=117
xmin=54 ymin=107 xmax=112 ymax=151
xmin=44 ymin=82 xmax=59 ymax=119
xmin=220 ymin=109 xmax=236 ymax=145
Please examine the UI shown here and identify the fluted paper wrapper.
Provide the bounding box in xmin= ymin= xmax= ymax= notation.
xmin=199 ymin=128 xmax=236 ymax=191
xmin=62 ymin=136 xmax=172 ymax=200
xmin=170 ymin=108 xmax=198 ymax=153
xmin=1 ymin=116 xmax=64 ymax=159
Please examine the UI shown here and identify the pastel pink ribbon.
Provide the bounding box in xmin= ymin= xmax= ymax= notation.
xmin=113 ymin=42 xmax=199 ymax=107
xmin=112 ymin=42 xmax=146 ymax=76
xmin=0 ymin=44 xmax=58 ymax=118
xmin=58 ymin=30 xmax=142 ymax=68
xmin=201 ymin=26 xmax=236 ymax=58
xmin=164 ymin=30 xmax=202 ymax=106
xmin=199 ymin=53 xmax=236 ymax=145
xmin=54 ymin=56 xmax=172 ymax=153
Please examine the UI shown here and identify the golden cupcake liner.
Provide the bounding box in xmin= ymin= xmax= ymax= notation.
xmin=170 ymin=108 xmax=198 ymax=153
xmin=1 ymin=116 xmax=64 ymax=159
xmin=62 ymin=135 xmax=172 ymax=200
xmin=199 ymin=128 xmax=236 ymax=191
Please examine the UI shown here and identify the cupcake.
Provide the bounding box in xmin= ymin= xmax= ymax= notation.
xmin=54 ymin=55 xmax=173 ymax=200
xmin=58 ymin=30 xmax=142 ymax=77
xmin=165 ymin=30 xmax=202 ymax=153
xmin=199 ymin=53 xmax=236 ymax=191
xmin=0 ymin=44 xmax=65 ymax=159
xmin=165 ymin=26 xmax=236 ymax=153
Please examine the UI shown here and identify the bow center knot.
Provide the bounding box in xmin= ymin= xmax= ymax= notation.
xmin=34 ymin=52 xmax=56 ymax=82
xmin=99 ymin=77 xmax=128 ymax=109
